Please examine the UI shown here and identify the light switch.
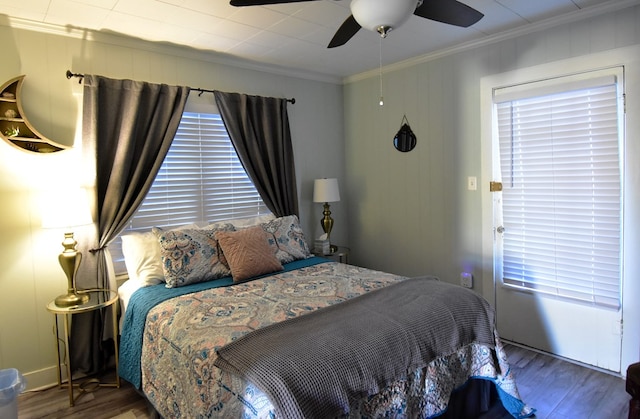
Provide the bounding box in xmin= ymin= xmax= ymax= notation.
xmin=467 ymin=176 xmax=477 ymax=191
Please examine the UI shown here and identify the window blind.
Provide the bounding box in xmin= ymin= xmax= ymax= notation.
xmin=111 ymin=112 xmax=270 ymax=274
xmin=495 ymin=77 xmax=622 ymax=308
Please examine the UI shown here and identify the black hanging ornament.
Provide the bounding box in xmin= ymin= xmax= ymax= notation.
xmin=393 ymin=115 xmax=416 ymax=152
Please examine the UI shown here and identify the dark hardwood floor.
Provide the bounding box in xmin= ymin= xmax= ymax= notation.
xmin=16 ymin=343 xmax=630 ymax=419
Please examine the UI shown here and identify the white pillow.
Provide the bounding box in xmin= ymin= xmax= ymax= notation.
xmin=205 ymin=214 xmax=275 ymax=230
xmin=121 ymin=232 xmax=165 ymax=286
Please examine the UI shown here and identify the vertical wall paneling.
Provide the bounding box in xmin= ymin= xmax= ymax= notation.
xmin=0 ymin=24 xmax=344 ymax=389
xmin=345 ymin=4 xmax=640 ymax=373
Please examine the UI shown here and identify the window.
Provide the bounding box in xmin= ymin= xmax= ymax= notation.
xmin=111 ymin=111 xmax=271 ymax=274
xmin=494 ymin=69 xmax=623 ymax=308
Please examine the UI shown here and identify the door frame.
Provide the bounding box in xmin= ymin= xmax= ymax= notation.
xmin=479 ymin=45 xmax=640 ymax=377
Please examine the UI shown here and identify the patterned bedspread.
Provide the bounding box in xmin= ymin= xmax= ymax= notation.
xmin=129 ymin=260 xmax=533 ymax=418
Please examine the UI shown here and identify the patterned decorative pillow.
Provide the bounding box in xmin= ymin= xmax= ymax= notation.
xmin=260 ymin=215 xmax=311 ymax=264
xmin=217 ymin=226 xmax=283 ymax=282
xmin=154 ymin=224 xmax=236 ymax=288
xmin=121 ymin=223 xmax=200 ymax=286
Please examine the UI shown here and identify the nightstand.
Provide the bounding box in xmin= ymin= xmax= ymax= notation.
xmin=313 ymin=246 xmax=350 ymax=264
xmin=46 ymin=289 xmax=120 ymax=406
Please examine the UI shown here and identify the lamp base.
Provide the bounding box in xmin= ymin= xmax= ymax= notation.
xmin=54 ymin=291 xmax=89 ymax=307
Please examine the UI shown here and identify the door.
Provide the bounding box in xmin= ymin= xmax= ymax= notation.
xmin=490 ymin=68 xmax=624 ymax=372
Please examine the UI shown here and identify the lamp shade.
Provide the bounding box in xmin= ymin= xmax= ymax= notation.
xmin=351 ymin=0 xmax=416 ymax=33
xmin=41 ymin=188 xmax=93 ymax=230
xmin=313 ymin=178 xmax=340 ymax=203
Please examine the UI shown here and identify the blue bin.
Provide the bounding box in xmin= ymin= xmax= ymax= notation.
xmin=0 ymin=369 xmax=26 ymax=419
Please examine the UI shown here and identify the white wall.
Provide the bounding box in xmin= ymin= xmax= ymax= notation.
xmin=344 ymin=5 xmax=640 ymax=372
xmin=0 ymin=21 xmax=345 ymax=389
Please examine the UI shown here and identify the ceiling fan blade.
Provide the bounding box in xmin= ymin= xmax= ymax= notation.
xmin=230 ymin=0 xmax=315 ymax=6
xmin=328 ymin=14 xmax=361 ymax=48
xmin=413 ymin=0 xmax=484 ymax=28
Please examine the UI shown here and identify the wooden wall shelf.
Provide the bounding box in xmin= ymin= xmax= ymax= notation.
xmin=0 ymin=75 xmax=69 ymax=153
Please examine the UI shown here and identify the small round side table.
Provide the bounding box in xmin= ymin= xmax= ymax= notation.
xmin=46 ymin=289 xmax=120 ymax=406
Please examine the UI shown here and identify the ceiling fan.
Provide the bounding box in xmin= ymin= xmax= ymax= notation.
xmin=229 ymin=0 xmax=484 ymax=48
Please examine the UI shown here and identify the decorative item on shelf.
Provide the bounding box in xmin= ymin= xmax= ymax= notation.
xmin=4 ymin=109 xmax=18 ymax=118
xmin=1 ymin=92 xmax=15 ymax=99
xmin=393 ymin=114 xmax=417 ymax=152
xmin=313 ymin=178 xmax=341 ymax=254
xmin=4 ymin=126 xmax=19 ymax=137
xmin=41 ymin=187 xmax=94 ymax=307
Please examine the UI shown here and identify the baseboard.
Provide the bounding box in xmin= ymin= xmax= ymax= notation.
xmin=21 ymin=356 xmax=117 ymax=392
xmin=21 ymin=364 xmax=67 ymax=391
xmin=503 ymin=339 xmax=625 ymax=379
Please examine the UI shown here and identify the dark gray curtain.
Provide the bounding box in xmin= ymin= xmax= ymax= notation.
xmin=72 ymin=75 xmax=190 ymax=374
xmin=213 ymin=91 xmax=299 ymax=217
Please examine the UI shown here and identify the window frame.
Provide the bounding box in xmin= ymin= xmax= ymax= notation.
xmin=492 ymin=67 xmax=625 ymax=308
xmin=111 ymin=106 xmax=271 ymax=275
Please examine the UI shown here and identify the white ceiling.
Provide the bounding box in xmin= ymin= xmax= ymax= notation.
xmin=0 ymin=0 xmax=635 ymax=81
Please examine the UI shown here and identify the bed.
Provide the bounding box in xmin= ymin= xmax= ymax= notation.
xmin=117 ymin=215 xmax=534 ymax=418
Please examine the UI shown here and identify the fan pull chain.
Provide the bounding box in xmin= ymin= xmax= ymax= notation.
xmin=379 ymin=37 xmax=384 ymax=106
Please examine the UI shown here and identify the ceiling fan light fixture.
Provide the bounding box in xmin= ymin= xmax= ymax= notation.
xmin=376 ymin=26 xmax=391 ymax=38
xmin=351 ymin=0 xmax=417 ymax=36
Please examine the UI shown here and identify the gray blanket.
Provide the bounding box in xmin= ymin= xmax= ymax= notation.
xmin=214 ymin=276 xmax=496 ymax=419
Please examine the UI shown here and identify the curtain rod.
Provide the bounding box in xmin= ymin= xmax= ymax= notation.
xmin=66 ymin=70 xmax=295 ymax=104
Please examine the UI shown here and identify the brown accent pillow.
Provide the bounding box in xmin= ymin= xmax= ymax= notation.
xmin=217 ymin=226 xmax=283 ymax=282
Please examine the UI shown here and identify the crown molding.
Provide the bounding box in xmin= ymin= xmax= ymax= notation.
xmin=343 ymin=0 xmax=640 ymax=84
xmin=2 ymin=0 xmax=637 ymax=86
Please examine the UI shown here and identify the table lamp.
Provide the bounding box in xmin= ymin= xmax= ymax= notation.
xmin=41 ymin=188 xmax=93 ymax=307
xmin=313 ymin=178 xmax=340 ymax=254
